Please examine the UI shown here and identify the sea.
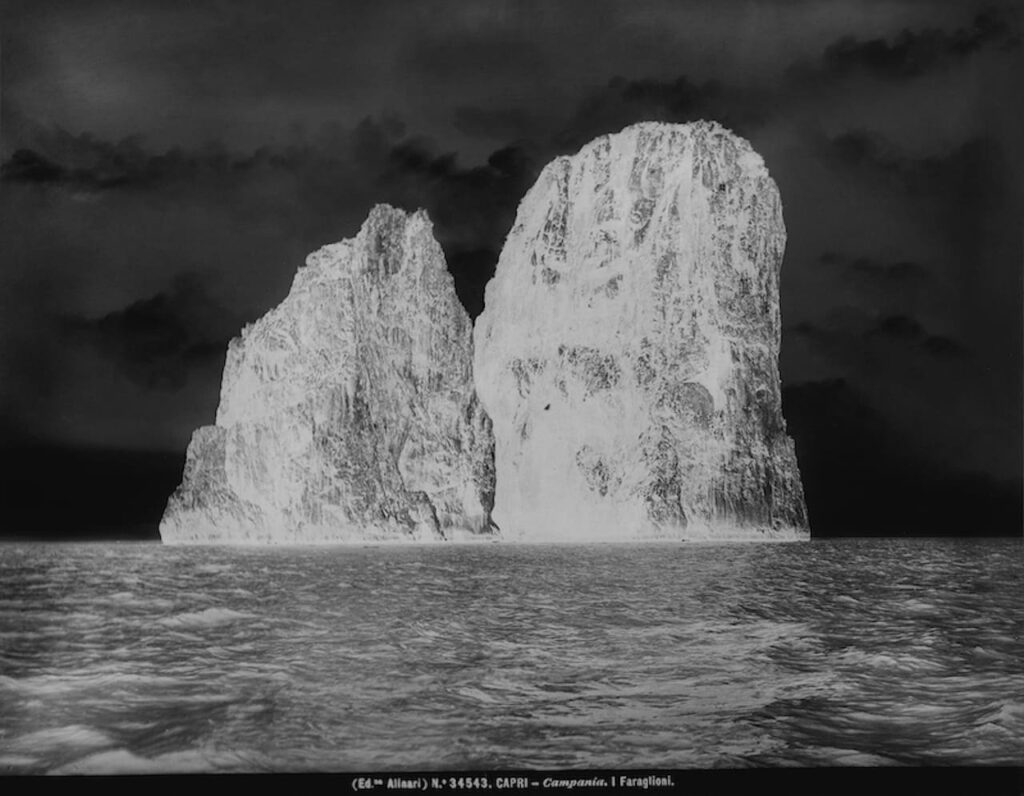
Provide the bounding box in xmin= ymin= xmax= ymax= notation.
xmin=0 ymin=538 xmax=1021 ymax=776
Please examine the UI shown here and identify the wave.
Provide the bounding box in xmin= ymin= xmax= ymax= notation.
xmin=0 ymin=672 xmax=183 ymax=696
xmin=50 ymin=746 xmax=257 ymax=775
xmin=156 ymin=608 xmax=254 ymax=628
xmin=2 ymin=724 xmax=113 ymax=754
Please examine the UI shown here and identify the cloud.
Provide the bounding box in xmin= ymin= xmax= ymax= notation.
xmin=787 ymin=7 xmax=1020 ymax=87
xmin=0 ymin=142 xmax=162 ymax=192
xmin=819 ymin=252 xmax=929 ymax=283
xmin=866 ymin=314 xmax=964 ymax=357
xmin=792 ymin=311 xmax=964 ymax=359
xmin=452 ymin=105 xmax=539 ymax=141
xmin=820 ymin=129 xmax=1006 ymax=199
xmin=0 ymin=125 xmax=343 ymax=197
xmin=0 ymin=149 xmax=66 ymax=184
xmin=61 ymin=273 xmax=245 ymax=391
xmin=548 ymin=7 xmax=1021 ymax=152
xmin=922 ymin=335 xmax=965 ymax=358
xmin=867 ymin=313 xmax=926 ymax=341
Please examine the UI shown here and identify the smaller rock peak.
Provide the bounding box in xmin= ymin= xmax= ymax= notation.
xmin=355 ymin=204 xmax=448 ymax=282
xmin=362 ymin=203 xmax=433 ymax=232
xmin=296 ymin=205 xmax=443 ymax=286
xmin=361 ymin=203 xmax=408 ymax=239
xmin=162 ymin=195 xmax=493 ymax=545
xmin=365 ymin=202 xmax=407 ymax=221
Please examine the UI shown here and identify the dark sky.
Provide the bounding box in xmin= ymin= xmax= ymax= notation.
xmin=1 ymin=0 xmax=1020 ymax=538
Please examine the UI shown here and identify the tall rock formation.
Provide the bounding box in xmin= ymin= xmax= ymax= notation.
xmin=161 ymin=205 xmax=495 ymax=543
xmin=474 ymin=121 xmax=808 ymax=541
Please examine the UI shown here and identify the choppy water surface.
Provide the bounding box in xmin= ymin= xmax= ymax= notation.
xmin=0 ymin=538 xmax=1021 ymax=774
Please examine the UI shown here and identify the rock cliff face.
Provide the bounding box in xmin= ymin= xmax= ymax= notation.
xmin=474 ymin=121 xmax=808 ymax=541
xmin=160 ymin=205 xmax=495 ymax=543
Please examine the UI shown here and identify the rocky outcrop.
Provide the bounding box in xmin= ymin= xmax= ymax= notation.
xmin=473 ymin=121 xmax=808 ymax=541
xmin=160 ymin=205 xmax=495 ymax=543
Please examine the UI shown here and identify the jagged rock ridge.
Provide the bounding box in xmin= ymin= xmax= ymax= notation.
xmin=160 ymin=205 xmax=495 ymax=543
xmin=474 ymin=121 xmax=809 ymax=541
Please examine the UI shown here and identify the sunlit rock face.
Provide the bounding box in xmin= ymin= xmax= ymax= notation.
xmin=474 ymin=121 xmax=808 ymax=541
xmin=161 ymin=205 xmax=495 ymax=544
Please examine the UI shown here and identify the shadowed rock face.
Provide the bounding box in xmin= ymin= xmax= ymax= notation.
xmin=161 ymin=205 xmax=495 ymax=544
xmin=474 ymin=121 xmax=808 ymax=541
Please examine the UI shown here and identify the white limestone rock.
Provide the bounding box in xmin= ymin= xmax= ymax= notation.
xmin=473 ymin=121 xmax=809 ymax=541
xmin=161 ymin=205 xmax=495 ymax=543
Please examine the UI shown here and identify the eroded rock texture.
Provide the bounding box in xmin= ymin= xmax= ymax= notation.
xmin=474 ymin=121 xmax=808 ymax=541
xmin=161 ymin=205 xmax=495 ymax=543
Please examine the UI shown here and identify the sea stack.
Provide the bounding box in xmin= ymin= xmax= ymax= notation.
xmin=473 ymin=121 xmax=808 ymax=541
xmin=160 ymin=205 xmax=495 ymax=543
